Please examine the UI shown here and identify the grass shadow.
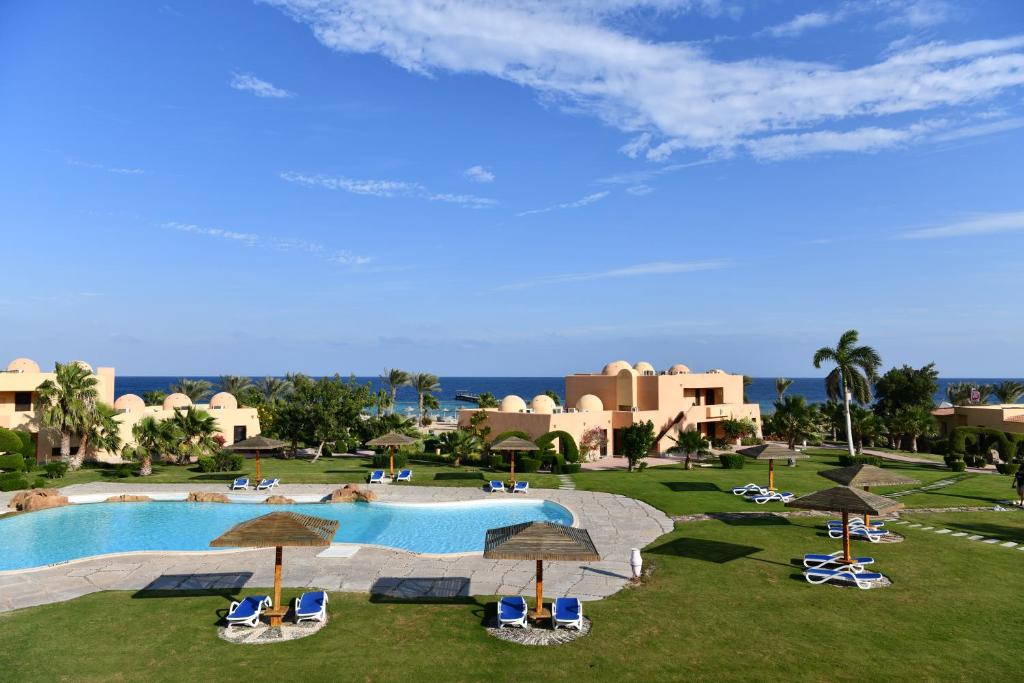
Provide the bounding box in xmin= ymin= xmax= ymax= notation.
xmin=661 ymin=482 xmax=721 ymax=493
xmin=132 ymin=572 xmax=254 ymax=598
xmin=368 ymin=577 xmax=480 ymax=607
xmin=716 ymin=514 xmax=792 ymax=527
xmin=434 ymin=472 xmax=485 ymax=481
xmin=646 ymin=537 xmax=762 ymax=563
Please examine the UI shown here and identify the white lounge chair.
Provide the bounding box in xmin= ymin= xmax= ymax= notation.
xmin=802 ymin=552 xmax=875 ymax=570
xmin=512 ymin=481 xmax=529 ymax=494
xmin=225 ymin=595 xmax=271 ymax=628
xmin=293 ymin=590 xmax=328 ymax=624
xmin=395 ymin=469 xmax=412 ymax=482
xmin=256 ymin=478 xmax=279 ymax=490
xmin=827 ymin=520 xmax=884 ymax=529
xmin=828 ymin=527 xmax=887 ymax=542
xmin=747 ymin=491 xmax=793 ymax=504
xmin=552 ymin=597 xmax=583 ymax=630
xmin=368 ymin=470 xmax=385 ymax=484
xmin=230 ymin=477 xmax=249 ymax=490
xmin=732 ymin=483 xmax=768 ymax=496
xmin=497 ymin=596 xmax=528 ymax=628
xmin=804 ymin=567 xmax=884 ymax=589
xmin=487 ymin=480 xmax=506 ymax=493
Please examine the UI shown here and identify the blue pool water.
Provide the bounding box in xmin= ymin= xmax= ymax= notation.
xmin=0 ymin=499 xmax=573 ymax=570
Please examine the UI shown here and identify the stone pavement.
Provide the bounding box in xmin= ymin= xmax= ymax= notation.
xmin=0 ymin=482 xmax=673 ymax=613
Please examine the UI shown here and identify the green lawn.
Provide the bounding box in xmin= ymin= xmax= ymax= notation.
xmin=899 ymin=510 xmax=1024 ymax=543
xmin=2 ymin=516 xmax=1021 ymax=682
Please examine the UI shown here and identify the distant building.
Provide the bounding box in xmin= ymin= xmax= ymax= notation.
xmin=932 ymin=404 xmax=1024 ymax=436
xmin=0 ymin=357 xmax=260 ymax=463
xmin=457 ymin=360 xmax=762 ymax=456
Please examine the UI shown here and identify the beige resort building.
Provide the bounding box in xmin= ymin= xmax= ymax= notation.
xmin=0 ymin=357 xmax=260 ymax=463
xmin=932 ymin=404 xmax=1024 ymax=436
xmin=458 ymin=360 xmax=762 ymax=457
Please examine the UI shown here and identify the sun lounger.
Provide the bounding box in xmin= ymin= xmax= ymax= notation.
xmin=802 ymin=552 xmax=875 ymax=570
xmin=256 ymin=478 xmax=279 ymax=490
xmin=828 ymin=527 xmax=888 ymax=542
xmin=395 ymin=469 xmax=412 ymax=482
xmin=368 ymin=470 xmax=385 ymax=484
xmin=225 ymin=595 xmax=271 ymax=628
xmin=732 ymin=483 xmax=768 ymax=496
xmin=552 ymin=597 xmax=583 ymax=630
xmin=804 ymin=567 xmax=884 ymax=589
xmin=487 ymin=480 xmax=506 ymax=493
xmin=512 ymin=481 xmax=529 ymax=494
xmin=827 ymin=520 xmax=884 ymax=529
xmin=747 ymin=491 xmax=793 ymax=504
xmin=293 ymin=590 xmax=328 ymax=624
xmin=230 ymin=477 xmax=249 ymax=490
xmin=497 ymin=596 xmax=528 ymax=628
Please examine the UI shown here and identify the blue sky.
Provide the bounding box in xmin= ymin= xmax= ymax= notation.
xmin=2 ymin=0 xmax=1023 ymax=377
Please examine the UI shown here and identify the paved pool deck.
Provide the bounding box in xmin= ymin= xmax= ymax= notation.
xmin=0 ymin=483 xmax=673 ymax=613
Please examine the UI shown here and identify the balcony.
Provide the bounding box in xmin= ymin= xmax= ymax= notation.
xmin=705 ymin=406 xmax=730 ymax=420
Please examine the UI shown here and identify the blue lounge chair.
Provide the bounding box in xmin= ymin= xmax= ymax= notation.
xmin=804 ymin=567 xmax=884 ymax=589
xmin=552 ymin=597 xmax=583 ymax=630
xmin=732 ymin=483 xmax=768 ymax=496
xmin=395 ymin=469 xmax=412 ymax=482
xmin=293 ymin=590 xmax=328 ymax=624
xmin=225 ymin=595 xmax=271 ymax=628
xmin=747 ymin=491 xmax=793 ymax=504
xmin=802 ymin=552 xmax=875 ymax=570
xmin=828 ymin=526 xmax=887 ymax=542
xmin=256 ymin=478 xmax=279 ymax=491
xmin=368 ymin=470 xmax=385 ymax=484
xmin=487 ymin=480 xmax=506 ymax=493
xmin=497 ymin=596 xmax=528 ymax=628
xmin=512 ymin=481 xmax=529 ymax=494
xmin=230 ymin=478 xmax=249 ymax=490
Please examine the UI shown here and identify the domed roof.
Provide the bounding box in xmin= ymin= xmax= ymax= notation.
xmin=113 ymin=394 xmax=145 ymax=413
xmin=634 ymin=361 xmax=656 ymax=374
xmin=499 ymin=395 xmax=528 ymax=413
xmin=72 ymin=360 xmax=93 ymax=373
xmin=208 ymin=392 xmax=238 ymax=410
xmin=6 ymin=357 xmax=39 ymax=373
xmin=667 ymin=363 xmax=691 ymax=375
xmin=576 ymin=394 xmax=604 ymax=412
xmin=531 ymin=394 xmax=556 ymax=414
xmin=162 ymin=393 xmax=192 ymax=410
xmin=707 ymin=368 xmax=726 ymax=374
xmin=602 ymin=360 xmax=632 ymax=375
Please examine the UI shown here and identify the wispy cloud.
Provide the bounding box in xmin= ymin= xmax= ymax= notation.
xmin=896 ymin=211 xmax=1024 ymax=239
xmin=761 ymin=11 xmax=840 ymax=38
xmin=498 ymin=260 xmax=729 ymax=290
xmin=280 ymin=171 xmax=497 ymax=208
xmin=229 ymin=72 xmax=293 ymax=98
xmin=931 ymin=117 xmax=1024 ymax=143
xmin=597 ymin=157 xmax=719 ymax=185
xmin=761 ymin=1 xmax=952 ymax=38
xmin=163 ymin=221 xmax=370 ymax=264
xmin=626 ymin=185 xmax=654 ymax=196
xmin=518 ymin=191 xmax=609 ymax=217
xmin=67 ymin=158 xmax=145 ymax=175
xmin=464 ymin=165 xmax=495 ymax=183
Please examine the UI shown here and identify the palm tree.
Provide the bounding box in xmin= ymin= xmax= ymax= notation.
xmin=849 ymin=406 xmax=884 ymax=454
xmin=945 ymin=382 xmax=975 ymax=406
xmin=170 ymin=378 xmax=213 ymax=402
xmin=35 ymin=361 xmax=99 ymax=468
xmin=477 ymin=392 xmax=499 ymax=409
xmin=437 ymin=429 xmax=480 ymax=467
xmin=131 ymin=416 xmax=177 ymax=476
xmin=990 ymin=380 xmax=1024 ymax=404
xmin=142 ymin=390 xmax=167 ymax=407
xmin=887 ymin=406 xmax=934 ymax=453
xmin=373 ymin=389 xmax=392 ymax=416
xmin=254 ymin=376 xmax=293 ymax=403
xmin=770 ymin=395 xmax=819 ymax=450
xmin=77 ymin=403 xmax=123 ymax=463
xmin=169 ymin=407 xmax=218 ymax=463
xmin=218 ymin=375 xmax=253 ymax=398
xmin=813 ymin=329 xmax=882 ymax=457
xmin=410 ymin=372 xmax=441 ymax=424
xmin=543 ymin=390 xmax=561 ymax=406
xmin=820 ymin=399 xmax=845 ymax=441
xmin=742 ymin=375 xmax=753 ymax=403
xmin=775 ymin=377 xmax=793 ymax=400
xmin=382 ymin=369 xmax=411 ymax=415
xmin=666 ymin=428 xmax=709 ymax=469
xmin=421 ymin=394 xmax=440 ymax=426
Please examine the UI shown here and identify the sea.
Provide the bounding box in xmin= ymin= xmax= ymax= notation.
xmin=115 ymin=376 xmax=1021 ymax=417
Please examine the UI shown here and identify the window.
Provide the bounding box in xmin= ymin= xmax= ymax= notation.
xmin=233 ymin=425 xmax=247 ymax=442
xmin=14 ymin=392 xmax=31 ymax=411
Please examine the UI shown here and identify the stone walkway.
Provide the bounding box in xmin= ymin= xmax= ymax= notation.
xmin=888 ymin=518 xmax=1024 ymax=552
xmin=557 ymin=475 xmax=576 ymax=490
xmin=0 ymin=483 xmax=673 ymax=613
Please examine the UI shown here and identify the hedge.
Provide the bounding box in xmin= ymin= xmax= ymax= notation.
xmin=948 ymin=459 xmax=967 ymax=472
xmin=491 ymin=430 xmax=531 ymax=445
xmin=949 ymin=426 xmax=1023 ymax=462
xmin=517 ymin=458 xmax=541 ymax=473
xmin=44 ymin=461 xmax=68 ymax=479
xmin=0 ymin=428 xmax=22 ymax=456
xmin=536 ymin=431 xmax=580 ymax=463
xmin=0 ymin=472 xmax=29 ymax=491
xmin=719 ymin=454 xmax=745 ymax=469
xmin=372 ymin=451 xmax=409 ymax=469
xmin=838 ymin=454 xmax=883 ymax=467
xmin=562 ymin=463 xmax=582 ymax=474
xmin=997 ymin=463 xmax=1021 ymax=476
xmin=196 ymin=452 xmax=244 ymax=473
xmin=0 ymin=454 xmax=26 ymax=472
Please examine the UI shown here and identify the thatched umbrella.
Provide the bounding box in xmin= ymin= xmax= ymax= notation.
xmin=366 ymin=431 xmax=419 ymax=478
xmin=786 ymin=486 xmax=903 ymax=564
xmin=489 ymin=436 xmax=539 ymax=483
xmin=211 ymin=511 xmax=338 ymax=627
xmin=484 ymin=521 xmax=599 ymax=621
xmin=738 ymin=444 xmax=808 ymax=491
xmin=818 ymin=464 xmax=919 ymax=526
xmin=226 ymin=435 xmax=288 ymax=483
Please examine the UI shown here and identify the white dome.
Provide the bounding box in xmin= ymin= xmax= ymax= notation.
xmin=576 ymin=394 xmax=604 ymax=412
xmin=208 ymin=392 xmax=238 ymax=410
xmin=531 ymin=394 xmax=556 ymax=414
xmin=113 ymin=394 xmax=145 ymax=413
xmin=602 ymin=360 xmax=632 ymax=375
xmin=163 ymin=393 xmax=192 ymax=410
xmin=634 ymin=361 xmax=656 ymax=375
xmin=499 ymin=395 xmax=528 ymax=413
xmin=707 ymin=368 xmax=726 ymax=374
xmin=6 ymin=357 xmax=39 ymax=373
xmin=667 ymin=363 xmax=691 ymax=375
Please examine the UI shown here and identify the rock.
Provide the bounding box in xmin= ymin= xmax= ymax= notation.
xmin=324 ymin=484 xmax=377 ymax=503
xmin=186 ymin=491 xmax=230 ymax=503
xmin=105 ymin=494 xmax=152 ymax=503
xmin=264 ymin=495 xmax=295 ymax=505
xmin=10 ymin=488 xmax=69 ymax=512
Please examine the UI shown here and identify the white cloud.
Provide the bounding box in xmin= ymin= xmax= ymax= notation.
xmin=931 ymin=117 xmax=1024 ymax=143
xmin=464 ymin=165 xmax=495 ymax=182
xmin=762 ymin=1 xmax=952 ymax=38
xmin=166 ymin=221 xmax=260 ymax=245
xmin=626 ymin=184 xmax=654 ymax=195
xmin=499 ymin=260 xmax=729 ymax=290
xmin=264 ymin=1 xmax=1024 ymax=162
xmin=229 ymin=72 xmax=294 ymax=98
xmin=897 ymin=211 xmax=1024 ymax=239
xmin=762 ymin=11 xmax=839 ymax=38
xmin=280 ymin=171 xmax=497 ymax=208
xmin=163 ymin=221 xmax=370 ymax=264
xmin=518 ymin=191 xmax=609 ymax=217
xmin=67 ymin=158 xmax=145 ymax=175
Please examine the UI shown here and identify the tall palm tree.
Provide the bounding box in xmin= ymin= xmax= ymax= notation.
xmin=170 ymin=378 xmax=213 ymax=402
xmin=77 ymin=403 xmax=123 ymax=463
xmin=254 ymin=376 xmax=293 ymax=403
xmin=990 ymin=380 xmax=1024 ymax=404
xmin=169 ymin=407 xmax=219 ymax=463
xmin=775 ymin=377 xmax=793 ymax=400
xmin=131 ymin=416 xmax=178 ymax=476
xmin=218 ymin=375 xmax=253 ymax=398
xmin=813 ymin=329 xmax=882 ymax=457
xmin=410 ymin=372 xmax=441 ymax=424
xmin=382 ymin=369 xmax=411 ymax=415
xmin=35 ymin=361 xmax=99 ymax=468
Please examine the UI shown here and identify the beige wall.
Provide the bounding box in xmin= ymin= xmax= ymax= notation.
xmin=934 ymin=405 xmax=1024 ymax=436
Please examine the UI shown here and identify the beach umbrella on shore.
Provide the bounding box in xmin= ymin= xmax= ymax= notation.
xmin=211 ymin=511 xmax=338 ymax=627
xmin=738 ymin=444 xmax=808 ymax=491
xmin=226 ymin=435 xmax=288 ymax=483
xmin=818 ymin=464 xmax=919 ymax=526
xmin=484 ymin=521 xmax=599 ymax=621
xmin=489 ymin=436 xmax=539 ymax=483
xmin=786 ymin=486 xmax=903 ymax=564
xmin=366 ymin=431 xmax=419 ymax=478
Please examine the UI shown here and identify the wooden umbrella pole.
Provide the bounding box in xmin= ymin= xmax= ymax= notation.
xmin=768 ymin=459 xmax=775 ymax=491
xmin=510 ymin=451 xmax=516 ymax=483
xmin=272 ymin=545 xmax=283 ymax=626
xmin=389 ymin=445 xmax=395 ymax=478
xmin=255 ymin=452 xmax=261 ymax=483
xmin=863 ymin=486 xmax=871 ymax=527
xmin=842 ymin=511 xmax=852 ymax=564
xmin=534 ymin=559 xmax=544 ymax=619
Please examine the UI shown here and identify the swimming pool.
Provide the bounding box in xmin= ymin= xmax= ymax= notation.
xmin=0 ymin=499 xmax=573 ymax=570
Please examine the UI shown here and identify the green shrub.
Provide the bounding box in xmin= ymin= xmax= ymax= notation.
xmin=996 ymin=463 xmax=1020 ymax=476
xmin=949 ymin=459 xmax=967 ymax=472
xmin=535 ymin=431 xmax=580 ymax=463
xmin=540 ymin=452 xmax=566 ymax=474
xmin=0 ymin=428 xmax=23 ymax=456
xmin=114 ymin=464 xmax=135 ymax=478
xmin=838 ymin=454 xmax=882 ymax=467
xmin=197 ymin=452 xmax=244 ymax=473
xmin=712 ymin=439 xmax=733 ymax=451
xmin=928 ymin=438 xmax=948 ymax=456
xmin=0 ymin=453 xmax=26 ymax=472
xmin=562 ymin=463 xmax=581 ymax=474
xmin=0 ymin=472 xmax=29 ymax=491
xmin=719 ymin=454 xmax=745 ymax=469
xmin=44 ymin=461 xmax=69 ymax=479
xmin=488 ymin=454 xmax=506 ymax=470
xmin=517 ymin=457 xmax=541 ymax=473
xmin=372 ymin=451 xmax=409 ymax=469
xmin=31 ymin=476 xmax=49 ymax=489
xmin=638 ymin=461 xmax=648 ymax=472
xmin=740 ymin=437 xmax=763 ymax=446
xmin=491 ymin=430 xmax=531 ymax=445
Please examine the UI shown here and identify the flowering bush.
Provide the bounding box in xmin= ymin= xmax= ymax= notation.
xmin=580 ymin=426 xmax=608 ymax=462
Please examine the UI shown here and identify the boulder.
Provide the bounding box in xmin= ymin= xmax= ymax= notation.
xmin=324 ymin=484 xmax=377 ymax=503
xmin=264 ymin=495 xmax=295 ymax=505
xmin=105 ymin=494 xmax=152 ymax=503
xmin=9 ymin=488 xmax=69 ymax=512
xmin=186 ymin=491 xmax=230 ymax=503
